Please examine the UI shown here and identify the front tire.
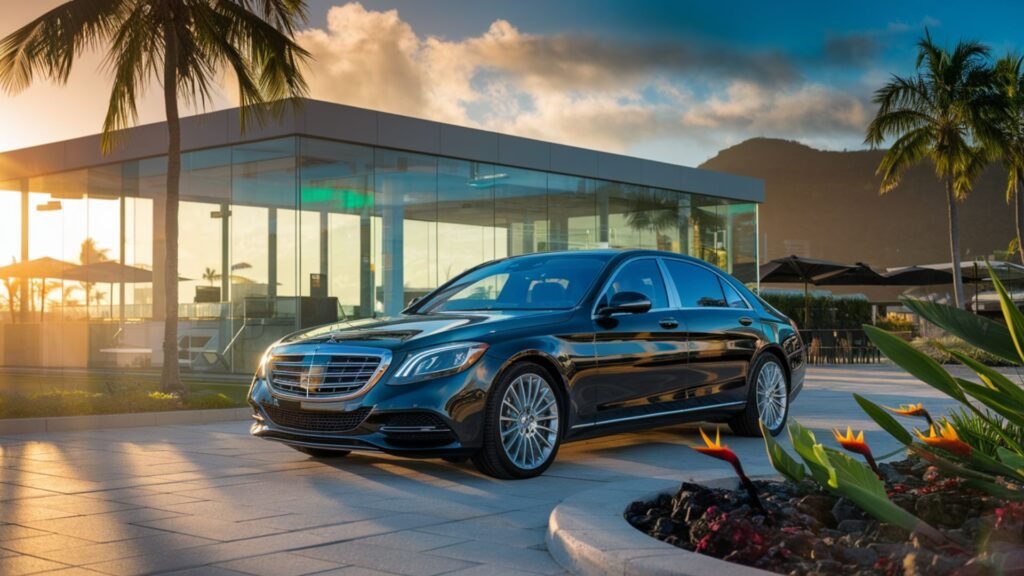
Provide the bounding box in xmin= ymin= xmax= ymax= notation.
xmin=728 ymin=354 xmax=789 ymax=437
xmin=290 ymin=446 xmax=351 ymax=458
xmin=472 ymin=362 xmax=562 ymax=479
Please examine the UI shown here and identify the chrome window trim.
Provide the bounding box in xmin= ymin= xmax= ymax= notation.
xmin=659 ymin=257 xmax=753 ymax=311
xmin=266 ymin=344 xmax=392 ymax=403
xmin=571 ymin=400 xmax=746 ymax=429
xmin=590 ymin=256 xmax=675 ymax=319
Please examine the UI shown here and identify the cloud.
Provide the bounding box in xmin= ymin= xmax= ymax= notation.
xmin=822 ymin=32 xmax=880 ymax=66
xmin=292 ymin=2 xmax=876 ymax=165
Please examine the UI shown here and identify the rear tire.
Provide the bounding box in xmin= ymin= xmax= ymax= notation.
xmin=728 ymin=354 xmax=789 ymax=437
xmin=472 ymin=362 xmax=562 ymax=479
xmin=290 ymin=446 xmax=351 ymax=458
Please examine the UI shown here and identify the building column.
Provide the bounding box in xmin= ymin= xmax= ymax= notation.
xmin=219 ymin=203 xmax=230 ymax=304
xmin=359 ymin=213 xmax=373 ymax=318
xmin=597 ymin=188 xmax=609 ymax=248
xmin=19 ymin=180 xmax=29 ymax=323
xmin=267 ymin=208 xmax=277 ymax=298
xmin=380 ymin=180 xmax=404 ymax=316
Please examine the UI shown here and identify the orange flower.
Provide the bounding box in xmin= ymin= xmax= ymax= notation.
xmin=691 ymin=427 xmax=762 ymax=510
xmin=833 ymin=426 xmax=881 ymax=478
xmin=887 ymin=403 xmax=934 ymax=426
xmin=693 ymin=427 xmax=739 ymax=464
xmin=915 ymin=422 xmax=972 ymax=459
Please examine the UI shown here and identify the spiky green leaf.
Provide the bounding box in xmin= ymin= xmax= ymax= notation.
xmin=863 ymin=325 xmax=966 ymax=402
xmin=998 ymin=447 xmax=1024 ymax=473
xmin=901 ymin=296 xmax=1020 ymax=364
xmin=943 ymin=347 xmax=1024 ymax=406
xmin=989 ymin=262 xmax=1024 ymax=362
xmin=762 ymin=421 xmax=806 ymax=483
xmin=788 ymin=421 xmax=833 ymax=485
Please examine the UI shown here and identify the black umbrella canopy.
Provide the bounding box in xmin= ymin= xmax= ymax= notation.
xmin=882 ymin=266 xmax=962 ymax=286
xmin=812 ymin=262 xmax=887 ymax=286
xmin=759 ymin=255 xmax=853 ymax=284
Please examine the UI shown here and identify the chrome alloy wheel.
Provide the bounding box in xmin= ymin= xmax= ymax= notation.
xmin=499 ymin=372 xmax=559 ymax=470
xmin=756 ymin=361 xmax=787 ymax=431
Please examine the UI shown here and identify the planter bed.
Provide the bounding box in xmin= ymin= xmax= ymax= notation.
xmin=626 ymin=457 xmax=1024 ymax=575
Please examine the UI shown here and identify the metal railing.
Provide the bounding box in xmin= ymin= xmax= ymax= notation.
xmin=797 ymin=329 xmax=906 ymax=365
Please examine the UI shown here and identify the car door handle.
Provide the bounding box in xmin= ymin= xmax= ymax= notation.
xmin=659 ymin=318 xmax=679 ymax=329
xmin=738 ymin=316 xmax=754 ymax=326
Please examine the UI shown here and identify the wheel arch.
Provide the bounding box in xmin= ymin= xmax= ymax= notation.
xmin=752 ymin=344 xmax=791 ymax=389
xmin=493 ymin=350 xmax=571 ymax=437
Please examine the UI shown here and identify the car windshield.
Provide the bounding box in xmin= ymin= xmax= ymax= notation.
xmin=417 ymin=254 xmax=609 ymax=313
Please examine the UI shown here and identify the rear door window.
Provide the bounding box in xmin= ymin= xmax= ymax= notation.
xmin=663 ymin=260 xmax=727 ymax=308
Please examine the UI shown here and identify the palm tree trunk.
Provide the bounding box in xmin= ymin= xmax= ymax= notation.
xmin=946 ymin=179 xmax=966 ymax=309
xmin=1015 ymin=177 xmax=1024 ymax=266
xmin=160 ymin=9 xmax=184 ymax=394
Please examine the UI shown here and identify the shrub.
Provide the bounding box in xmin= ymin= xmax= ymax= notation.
xmin=186 ymin=391 xmax=237 ymax=410
xmin=910 ymin=335 xmax=1016 ymax=366
xmin=759 ymin=292 xmax=871 ymax=329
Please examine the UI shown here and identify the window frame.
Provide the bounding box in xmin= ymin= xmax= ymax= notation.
xmin=660 ymin=257 xmax=752 ymax=311
xmin=590 ymin=256 xmax=677 ymax=318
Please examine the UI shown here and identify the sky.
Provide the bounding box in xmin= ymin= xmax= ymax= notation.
xmin=1 ymin=0 xmax=1023 ymax=166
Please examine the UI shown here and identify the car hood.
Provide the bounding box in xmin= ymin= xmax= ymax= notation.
xmin=277 ymin=310 xmax=573 ymax=350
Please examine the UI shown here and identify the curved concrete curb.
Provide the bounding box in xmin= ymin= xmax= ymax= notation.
xmin=546 ymin=476 xmax=776 ymax=576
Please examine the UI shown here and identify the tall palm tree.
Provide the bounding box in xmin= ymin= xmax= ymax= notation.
xmin=0 ymin=1 xmax=309 ymax=392
xmin=992 ymin=54 xmax=1024 ymax=264
xmin=865 ymin=31 xmax=997 ymax=309
xmin=79 ymin=237 xmax=110 ymax=318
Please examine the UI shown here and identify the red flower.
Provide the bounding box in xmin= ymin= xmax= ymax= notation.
xmin=915 ymin=422 xmax=972 ymax=459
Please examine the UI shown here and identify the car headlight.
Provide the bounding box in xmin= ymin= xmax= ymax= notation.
xmin=390 ymin=342 xmax=488 ymax=385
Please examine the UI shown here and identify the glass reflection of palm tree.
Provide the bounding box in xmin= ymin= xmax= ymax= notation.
xmin=623 ymin=190 xmax=724 ymax=262
xmin=203 ymin=267 xmax=219 ymax=286
xmin=79 ymin=238 xmax=110 ymax=320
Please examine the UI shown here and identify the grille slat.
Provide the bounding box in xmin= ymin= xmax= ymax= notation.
xmin=268 ymin=352 xmax=383 ymax=400
xmin=263 ymin=404 xmax=372 ymax=432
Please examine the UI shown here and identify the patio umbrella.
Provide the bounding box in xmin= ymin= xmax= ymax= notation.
xmin=64 ymin=261 xmax=191 ymax=324
xmin=812 ymin=262 xmax=887 ymax=286
xmin=881 ymin=265 xmax=961 ymax=286
xmin=760 ymin=255 xmax=853 ymax=327
xmin=0 ymin=257 xmax=83 ymax=322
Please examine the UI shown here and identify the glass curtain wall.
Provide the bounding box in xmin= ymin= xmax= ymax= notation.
xmin=0 ymin=136 xmax=757 ymax=373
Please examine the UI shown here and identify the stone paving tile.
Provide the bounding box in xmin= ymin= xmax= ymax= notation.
xmin=133 ymin=514 xmax=288 ymax=542
xmin=313 ymin=568 xmax=400 ymax=576
xmin=419 ymin=520 xmax=546 ymax=549
xmin=39 ymin=568 xmax=110 ymax=576
xmin=15 ymin=494 xmax=141 ymax=515
xmin=0 ymin=554 xmax=70 ymax=575
xmin=0 ymin=522 xmax=51 ymax=540
xmin=20 ymin=515 xmax=167 ymax=544
xmin=445 ymin=565 xmax=557 ymax=576
xmin=0 ymin=532 xmax=95 ymax=555
xmin=427 ymin=541 xmax=565 ymax=575
xmin=296 ymin=542 xmax=477 ymax=576
xmin=216 ymin=551 xmax=343 ymax=576
xmin=31 ymin=533 xmax=216 ymax=565
xmin=242 ymin=507 xmax=396 ymax=532
xmin=153 ymin=567 xmax=251 ymax=576
xmin=353 ymin=529 xmax=467 ymax=552
xmin=0 ymin=503 xmax=81 ymax=523
xmin=305 ymin=513 xmax=450 ymax=542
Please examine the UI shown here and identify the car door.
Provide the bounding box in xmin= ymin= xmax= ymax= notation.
xmin=574 ymin=257 xmax=690 ymax=427
xmin=662 ymin=259 xmax=763 ymax=406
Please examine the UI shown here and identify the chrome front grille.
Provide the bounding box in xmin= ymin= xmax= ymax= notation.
xmin=268 ymin=351 xmax=385 ymax=400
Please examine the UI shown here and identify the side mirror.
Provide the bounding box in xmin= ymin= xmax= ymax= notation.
xmin=597 ymin=291 xmax=652 ymax=317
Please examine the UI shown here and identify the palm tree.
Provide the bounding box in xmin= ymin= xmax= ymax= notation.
xmin=0 ymin=1 xmax=309 ymax=392
xmin=865 ymin=31 xmax=997 ymax=309
xmin=992 ymin=54 xmax=1024 ymax=264
xmin=202 ymin=267 xmax=219 ymax=286
xmin=79 ymin=237 xmax=110 ymax=318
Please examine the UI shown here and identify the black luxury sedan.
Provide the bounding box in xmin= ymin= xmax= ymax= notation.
xmin=248 ymin=250 xmax=805 ymax=479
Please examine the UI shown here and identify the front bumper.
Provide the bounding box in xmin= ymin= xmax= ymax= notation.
xmin=247 ymin=354 xmax=500 ymax=458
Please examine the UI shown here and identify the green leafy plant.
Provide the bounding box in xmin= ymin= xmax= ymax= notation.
xmin=762 ymin=419 xmax=947 ymax=543
xmin=857 ymin=262 xmax=1024 ymax=493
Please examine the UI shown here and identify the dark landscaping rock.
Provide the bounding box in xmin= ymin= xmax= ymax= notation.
xmin=837 ymin=519 xmax=868 ymax=534
xmin=832 ymin=497 xmax=869 ymax=524
xmin=625 ymin=456 xmax=1021 ymax=576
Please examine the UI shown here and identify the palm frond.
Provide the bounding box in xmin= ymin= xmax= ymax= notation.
xmin=0 ymin=0 xmax=126 ymax=93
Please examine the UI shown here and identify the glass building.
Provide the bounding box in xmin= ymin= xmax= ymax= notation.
xmin=0 ymin=100 xmax=763 ymax=374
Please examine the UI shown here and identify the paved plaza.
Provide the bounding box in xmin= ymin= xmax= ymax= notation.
xmin=0 ymin=366 xmax=966 ymax=575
